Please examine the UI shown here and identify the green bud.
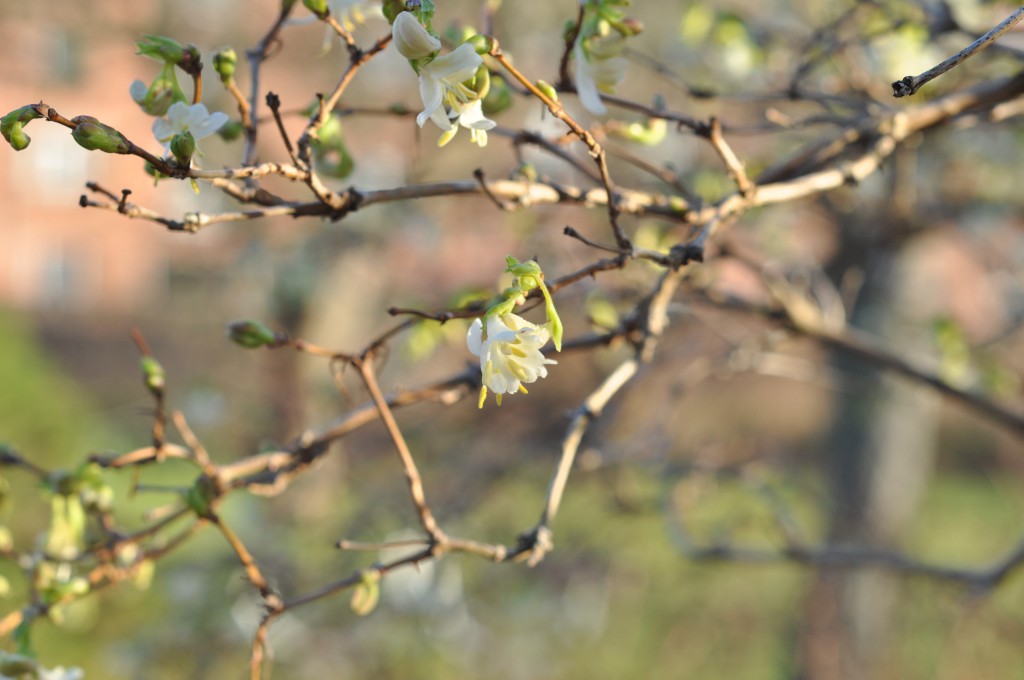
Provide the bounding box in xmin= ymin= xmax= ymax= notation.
xmin=615 ymin=17 xmax=644 ymax=36
xmin=503 ymin=257 xmax=562 ymax=351
xmin=1 ymin=105 xmax=43 ymax=151
xmin=228 ymin=320 xmax=279 ymax=348
xmin=70 ymin=116 xmax=131 ymax=154
xmin=467 ymin=33 xmax=494 ymax=55
xmin=382 ymin=0 xmax=405 ymax=23
xmin=170 ymin=130 xmax=195 ymax=167
xmin=384 ymin=0 xmax=435 ymax=24
xmin=350 ymin=570 xmax=381 ymax=616
xmin=130 ymin=62 xmax=188 ymax=116
xmin=185 ymin=476 xmax=217 ymax=518
xmin=213 ymin=48 xmax=237 ymax=83
xmin=139 ymin=356 xmax=166 ymax=395
xmin=136 ymin=35 xmax=186 ymax=64
xmin=312 ymin=115 xmax=354 ymax=178
xmin=217 ymin=120 xmax=244 ymax=142
xmin=303 ymin=0 xmax=329 ymax=17
xmin=608 ymin=118 xmax=667 ymax=146
xmin=535 ymin=80 xmax=559 ymax=103
xmin=482 ymin=74 xmax=513 ymax=116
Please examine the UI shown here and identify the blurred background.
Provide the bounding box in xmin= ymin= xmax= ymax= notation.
xmin=1 ymin=0 xmax=1024 ymax=678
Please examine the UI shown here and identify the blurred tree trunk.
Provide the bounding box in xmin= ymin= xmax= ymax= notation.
xmin=798 ymin=153 xmax=939 ymax=679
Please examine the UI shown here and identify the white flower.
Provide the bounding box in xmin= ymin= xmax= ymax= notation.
xmin=574 ymin=37 xmax=628 ymax=115
xmin=151 ymin=102 xmax=228 ymax=153
xmin=440 ymin=98 xmax=494 ymax=147
xmin=467 ymin=313 xmax=557 ymax=406
xmin=415 ymin=43 xmax=496 ymax=146
xmin=392 ymin=11 xmax=441 ymax=60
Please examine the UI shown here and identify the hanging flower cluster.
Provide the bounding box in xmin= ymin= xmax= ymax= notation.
xmin=573 ymin=0 xmax=643 ymax=115
xmin=467 ymin=257 xmax=563 ymax=407
xmin=390 ymin=9 xmax=496 ymax=147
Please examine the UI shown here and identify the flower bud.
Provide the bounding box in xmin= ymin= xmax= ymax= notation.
xmin=312 ymin=114 xmax=354 ymax=178
xmin=608 ymin=118 xmax=667 ymax=146
xmin=170 ymin=130 xmax=195 ymax=167
xmin=217 ymin=120 xmax=244 ymax=142
xmin=70 ymin=116 xmax=131 ymax=154
xmin=392 ymin=11 xmax=441 ymax=60
xmin=383 ymin=0 xmax=432 ymax=24
xmin=616 ymin=17 xmax=644 ymax=37
xmin=139 ymin=356 xmax=166 ymax=395
xmin=482 ymin=74 xmax=512 ymax=116
xmin=185 ymin=476 xmax=216 ymax=518
xmin=466 ymin=33 xmax=494 ymax=56
xmin=303 ymin=0 xmax=329 ymax=18
xmin=228 ymin=320 xmax=279 ymax=348
xmin=1 ymin=105 xmax=43 ymax=151
xmin=535 ymin=80 xmax=559 ymax=103
xmin=213 ymin=48 xmax=237 ymax=83
xmin=130 ymin=62 xmax=188 ymax=116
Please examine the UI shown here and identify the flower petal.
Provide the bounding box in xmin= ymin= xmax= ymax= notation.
xmin=575 ymin=43 xmax=606 ymax=115
xmin=129 ymin=80 xmax=148 ymax=104
xmin=423 ymin=43 xmax=481 ymax=84
xmin=393 ymin=11 xmax=441 ymax=60
xmin=416 ymin=74 xmax=447 ymax=128
xmin=466 ymin=318 xmax=484 ymax=356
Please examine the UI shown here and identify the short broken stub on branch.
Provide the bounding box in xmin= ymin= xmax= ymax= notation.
xmin=892 ymin=76 xmax=917 ymax=98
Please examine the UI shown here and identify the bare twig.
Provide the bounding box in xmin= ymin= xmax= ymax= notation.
xmin=355 ymin=356 xmax=446 ymax=543
xmin=892 ymin=5 xmax=1024 ymax=97
xmin=490 ymin=39 xmax=632 ymax=250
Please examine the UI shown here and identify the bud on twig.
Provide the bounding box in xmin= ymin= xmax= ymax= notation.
xmin=139 ymin=356 xmax=166 ymax=396
xmin=170 ymin=130 xmax=196 ymax=167
xmin=70 ymin=116 xmax=131 ymax=154
xmin=213 ymin=48 xmax=237 ymax=84
xmin=228 ymin=320 xmax=280 ymax=348
xmin=1 ymin=105 xmax=43 ymax=151
xmin=302 ymin=0 xmax=329 ymax=19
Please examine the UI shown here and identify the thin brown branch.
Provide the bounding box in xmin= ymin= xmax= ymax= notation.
xmin=489 ymin=39 xmax=631 ymax=250
xmin=355 ymin=357 xmax=446 ymax=543
xmin=704 ymin=117 xmax=755 ymax=198
xmin=893 ymin=5 xmax=1024 ymax=97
